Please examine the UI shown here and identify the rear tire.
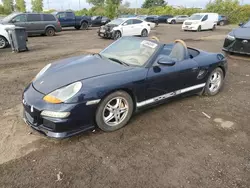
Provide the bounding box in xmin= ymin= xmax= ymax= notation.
xmin=204 ymin=67 xmax=224 ymax=96
xmin=171 ymin=20 xmax=176 ymax=24
xmin=219 ymin=21 xmax=225 ymax=26
xmin=81 ymin=22 xmax=88 ymax=30
xmin=95 ymin=91 xmax=134 ymax=132
xmin=0 ymin=36 xmax=8 ymax=49
xmin=212 ymin=24 xmax=216 ymax=31
xmin=45 ymin=27 xmax=55 ymax=36
xmin=141 ymin=29 xmax=148 ymax=37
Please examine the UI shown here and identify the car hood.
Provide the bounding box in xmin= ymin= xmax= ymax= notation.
xmin=33 ymin=55 xmax=133 ymax=94
xmin=231 ymin=27 xmax=250 ymax=39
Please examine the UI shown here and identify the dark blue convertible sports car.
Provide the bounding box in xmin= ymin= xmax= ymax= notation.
xmin=23 ymin=37 xmax=227 ymax=138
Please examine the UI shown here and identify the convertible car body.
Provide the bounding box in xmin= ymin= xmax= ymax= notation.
xmin=23 ymin=37 xmax=227 ymax=138
xmin=223 ymin=20 xmax=250 ymax=55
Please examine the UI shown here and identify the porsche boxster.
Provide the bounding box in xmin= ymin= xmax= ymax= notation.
xmin=23 ymin=37 xmax=227 ymax=138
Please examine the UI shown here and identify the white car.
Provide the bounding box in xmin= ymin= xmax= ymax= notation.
xmin=167 ymin=15 xmax=189 ymax=24
xmin=0 ymin=24 xmax=14 ymax=49
xmin=98 ymin=18 xmax=151 ymax=40
xmin=182 ymin=13 xmax=218 ymax=32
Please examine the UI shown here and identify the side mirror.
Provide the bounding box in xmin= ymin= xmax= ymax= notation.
xmin=158 ymin=58 xmax=176 ymax=66
xmin=123 ymin=22 xmax=128 ymax=26
xmin=11 ymin=20 xmax=16 ymax=23
xmin=239 ymin=22 xmax=244 ymax=27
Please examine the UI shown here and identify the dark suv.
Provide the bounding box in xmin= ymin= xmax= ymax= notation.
xmin=1 ymin=13 xmax=62 ymax=36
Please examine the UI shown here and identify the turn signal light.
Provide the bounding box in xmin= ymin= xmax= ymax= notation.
xmin=43 ymin=95 xmax=62 ymax=104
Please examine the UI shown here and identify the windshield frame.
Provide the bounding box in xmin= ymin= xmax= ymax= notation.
xmin=242 ymin=20 xmax=250 ymax=28
xmin=2 ymin=13 xmax=19 ymax=23
xmin=100 ymin=37 xmax=161 ymax=67
xmin=107 ymin=18 xmax=124 ymax=26
xmin=189 ymin=14 xmax=204 ymax=21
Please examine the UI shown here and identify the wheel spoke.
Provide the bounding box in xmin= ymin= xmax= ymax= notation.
xmin=119 ymin=107 xmax=128 ymax=114
xmin=114 ymin=113 xmax=120 ymax=123
xmin=104 ymin=113 xmax=115 ymax=123
xmin=114 ymin=98 xmax=122 ymax=109
xmin=106 ymin=104 xmax=113 ymax=112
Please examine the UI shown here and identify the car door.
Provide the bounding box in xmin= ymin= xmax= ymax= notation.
xmin=121 ymin=19 xmax=134 ymax=36
xmin=56 ymin=12 xmax=67 ymax=27
xmin=26 ymin=14 xmax=43 ymax=34
xmin=201 ymin=15 xmax=208 ymax=30
xmin=10 ymin=14 xmax=27 ymax=29
xmin=145 ymin=45 xmax=200 ymax=100
xmin=91 ymin=16 xmax=101 ymax=27
xmin=132 ymin=19 xmax=144 ymax=35
xmin=65 ymin=12 xmax=75 ymax=26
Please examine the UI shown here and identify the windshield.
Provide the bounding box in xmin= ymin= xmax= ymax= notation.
xmin=100 ymin=37 xmax=159 ymax=66
xmin=189 ymin=14 xmax=203 ymax=20
xmin=107 ymin=19 xmax=123 ymax=25
xmin=243 ymin=20 xmax=250 ymax=28
xmin=2 ymin=13 xmax=19 ymax=22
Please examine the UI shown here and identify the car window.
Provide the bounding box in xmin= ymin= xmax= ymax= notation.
xmin=243 ymin=20 xmax=250 ymax=28
xmin=124 ymin=19 xmax=133 ymax=25
xmin=202 ymin=15 xmax=208 ymax=21
xmin=66 ymin=12 xmax=75 ymax=19
xmin=43 ymin=14 xmax=56 ymax=21
xmin=12 ymin=14 xmax=27 ymax=22
xmin=27 ymin=14 xmax=42 ymax=22
xmin=100 ymin=37 xmax=159 ymax=66
xmin=181 ymin=16 xmax=187 ymax=18
xmin=132 ymin=19 xmax=143 ymax=24
xmin=57 ymin=13 xmax=66 ymax=18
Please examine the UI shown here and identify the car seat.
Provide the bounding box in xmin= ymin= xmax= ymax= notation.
xmin=169 ymin=39 xmax=189 ymax=61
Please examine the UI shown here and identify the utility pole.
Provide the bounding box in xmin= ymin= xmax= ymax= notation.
xmin=47 ymin=0 xmax=50 ymax=9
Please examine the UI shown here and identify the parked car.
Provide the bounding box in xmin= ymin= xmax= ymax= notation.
xmin=1 ymin=13 xmax=61 ymax=36
xmin=223 ymin=20 xmax=250 ymax=55
xmin=217 ymin=15 xmax=229 ymax=26
xmin=0 ymin=24 xmax=14 ymax=48
xmin=91 ymin=16 xmax=110 ymax=27
xmin=167 ymin=15 xmax=189 ymax=24
xmin=22 ymin=37 xmax=227 ymax=138
xmin=54 ymin=11 xmax=91 ymax=30
xmin=98 ymin=18 xmax=151 ymax=40
xmin=136 ymin=15 xmax=156 ymax=29
xmin=158 ymin=15 xmax=173 ymax=23
xmin=119 ymin=14 xmax=137 ymax=18
xmin=145 ymin=15 xmax=159 ymax=25
xmin=182 ymin=13 xmax=218 ymax=32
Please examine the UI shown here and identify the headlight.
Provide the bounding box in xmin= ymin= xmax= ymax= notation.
xmin=226 ymin=34 xmax=235 ymax=40
xmin=43 ymin=82 xmax=82 ymax=104
xmin=34 ymin=63 xmax=51 ymax=80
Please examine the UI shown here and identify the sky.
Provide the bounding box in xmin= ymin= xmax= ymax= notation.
xmin=1 ymin=0 xmax=249 ymax=11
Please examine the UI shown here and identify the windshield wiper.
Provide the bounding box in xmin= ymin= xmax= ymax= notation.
xmin=108 ymin=57 xmax=130 ymax=66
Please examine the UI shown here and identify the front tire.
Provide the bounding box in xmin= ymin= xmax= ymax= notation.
xmin=219 ymin=21 xmax=225 ymax=26
xmin=113 ymin=31 xmax=121 ymax=40
xmin=197 ymin=26 xmax=201 ymax=32
xmin=95 ymin=91 xmax=134 ymax=132
xmin=171 ymin=20 xmax=176 ymax=24
xmin=0 ymin=36 xmax=8 ymax=49
xmin=204 ymin=67 xmax=224 ymax=96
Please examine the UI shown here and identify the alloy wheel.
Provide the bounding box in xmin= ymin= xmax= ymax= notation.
xmin=208 ymin=70 xmax=222 ymax=93
xmin=102 ymin=97 xmax=129 ymax=127
xmin=0 ymin=37 xmax=6 ymax=49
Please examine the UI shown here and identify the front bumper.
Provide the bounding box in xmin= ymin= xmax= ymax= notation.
xmin=22 ymin=84 xmax=97 ymax=138
xmin=223 ymin=38 xmax=250 ymax=55
xmin=98 ymin=29 xmax=114 ymax=38
xmin=182 ymin=24 xmax=199 ymax=31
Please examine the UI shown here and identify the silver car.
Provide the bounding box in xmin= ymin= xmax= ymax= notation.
xmin=167 ymin=15 xmax=189 ymax=24
xmin=1 ymin=13 xmax=62 ymax=36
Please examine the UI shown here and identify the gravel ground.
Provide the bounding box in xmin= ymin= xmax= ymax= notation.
xmin=0 ymin=24 xmax=249 ymax=188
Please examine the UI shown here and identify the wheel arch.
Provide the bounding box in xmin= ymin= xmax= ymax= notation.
xmin=45 ymin=25 xmax=56 ymax=31
xmin=99 ymin=88 xmax=137 ymax=113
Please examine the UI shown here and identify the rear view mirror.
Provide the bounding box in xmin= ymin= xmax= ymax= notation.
xmin=158 ymin=58 xmax=175 ymax=66
xmin=11 ymin=19 xmax=16 ymax=23
xmin=123 ymin=22 xmax=128 ymax=26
